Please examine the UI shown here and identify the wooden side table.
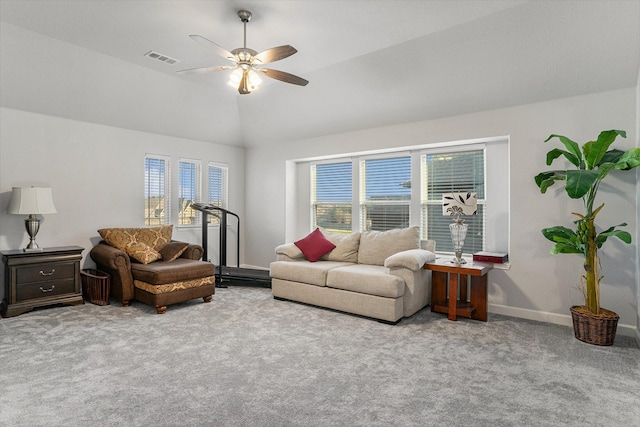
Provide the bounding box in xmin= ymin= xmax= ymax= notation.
xmin=424 ymin=258 xmax=492 ymax=321
xmin=1 ymin=246 xmax=84 ymax=318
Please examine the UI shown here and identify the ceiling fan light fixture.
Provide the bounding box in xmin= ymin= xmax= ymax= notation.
xmin=228 ymin=68 xmax=261 ymax=94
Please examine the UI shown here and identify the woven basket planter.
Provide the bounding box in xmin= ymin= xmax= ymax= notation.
xmin=570 ymin=305 xmax=619 ymax=346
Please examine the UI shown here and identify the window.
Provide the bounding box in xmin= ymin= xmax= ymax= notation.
xmin=178 ymin=159 xmax=201 ymax=225
xmin=144 ymin=154 xmax=170 ymax=226
xmin=311 ymin=161 xmax=352 ymax=233
xmin=207 ymin=162 xmax=228 ymax=225
xmin=421 ymin=149 xmax=485 ymax=253
xmin=306 ymin=140 xmax=502 ymax=256
xmin=360 ymin=156 xmax=411 ymax=231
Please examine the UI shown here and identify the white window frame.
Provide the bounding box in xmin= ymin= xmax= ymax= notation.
xmin=420 ymin=145 xmax=486 ymax=255
xmin=304 ymin=137 xmax=509 ymax=256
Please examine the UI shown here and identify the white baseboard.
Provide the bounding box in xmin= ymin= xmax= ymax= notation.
xmin=488 ymin=303 xmax=638 ymax=339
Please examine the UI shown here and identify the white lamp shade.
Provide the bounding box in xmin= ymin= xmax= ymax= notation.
xmin=442 ymin=192 xmax=477 ymax=216
xmin=7 ymin=187 xmax=57 ymax=215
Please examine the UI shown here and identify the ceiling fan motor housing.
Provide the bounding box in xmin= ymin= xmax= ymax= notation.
xmin=238 ymin=10 xmax=252 ymax=23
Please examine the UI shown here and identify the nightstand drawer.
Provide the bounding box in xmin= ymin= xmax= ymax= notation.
xmin=16 ymin=278 xmax=76 ymax=301
xmin=16 ymin=262 xmax=75 ymax=284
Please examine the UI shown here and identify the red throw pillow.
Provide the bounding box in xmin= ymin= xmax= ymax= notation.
xmin=294 ymin=228 xmax=336 ymax=262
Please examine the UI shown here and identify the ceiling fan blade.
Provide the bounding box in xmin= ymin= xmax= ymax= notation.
xmin=176 ymin=65 xmax=232 ymax=74
xmin=253 ymin=45 xmax=297 ymax=64
xmin=259 ymin=68 xmax=309 ymax=86
xmin=189 ymin=35 xmax=235 ymax=60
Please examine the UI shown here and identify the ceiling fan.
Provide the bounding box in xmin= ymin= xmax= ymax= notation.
xmin=177 ymin=10 xmax=309 ymax=95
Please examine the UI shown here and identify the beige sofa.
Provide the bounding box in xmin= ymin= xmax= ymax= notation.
xmin=270 ymin=227 xmax=435 ymax=324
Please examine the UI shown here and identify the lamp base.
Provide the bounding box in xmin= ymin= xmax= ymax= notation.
xmin=24 ymin=215 xmax=44 ymax=252
xmin=449 ymin=218 xmax=468 ymax=265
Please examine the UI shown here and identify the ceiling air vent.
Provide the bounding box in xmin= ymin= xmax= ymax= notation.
xmin=144 ymin=51 xmax=180 ymax=65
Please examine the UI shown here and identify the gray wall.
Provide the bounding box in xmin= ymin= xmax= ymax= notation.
xmin=245 ymin=88 xmax=639 ymax=337
xmin=0 ymin=107 xmax=245 ymax=276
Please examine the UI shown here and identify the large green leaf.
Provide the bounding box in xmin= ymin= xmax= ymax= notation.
xmin=550 ymin=242 xmax=584 ymax=254
xmin=615 ymin=148 xmax=640 ymax=170
xmin=545 ymin=148 xmax=579 ymax=168
xmin=565 ymin=170 xmax=599 ymax=199
xmin=599 ymin=149 xmax=625 ymax=165
xmin=544 ymin=134 xmax=582 ymax=167
xmin=596 ymin=224 xmax=632 ymax=246
xmin=542 ymin=226 xmax=578 ymax=244
xmin=583 ymin=130 xmax=625 ymax=169
xmin=534 ymin=171 xmax=566 ymax=193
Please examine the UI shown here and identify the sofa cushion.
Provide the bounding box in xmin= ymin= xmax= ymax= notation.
xmin=98 ymin=225 xmax=173 ymax=252
xmin=160 ymin=241 xmax=190 ymax=262
xmin=125 ymin=241 xmax=162 ymax=264
xmin=384 ymin=249 xmax=436 ymax=270
xmin=131 ymin=258 xmax=214 ymax=285
xmin=294 ymin=228 xmax=336 ymax=262
xmin=326 ymin=264 xmax=405 ymax=298
xmin=357 ymin=226 xmax=420 ymax=266
xmin=275 ymin=243 xmax=305 ymax=260
xmin=270 ymin=260 xmax=353 ymax=287
xmin=319 ymin=229 xmax=361 ymax=263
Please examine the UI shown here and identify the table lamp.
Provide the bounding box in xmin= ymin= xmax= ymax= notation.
xmin=442 ymin=192 xmax=477 ymax=264
xmin=7 ymin=186 xmax=57 ymax=251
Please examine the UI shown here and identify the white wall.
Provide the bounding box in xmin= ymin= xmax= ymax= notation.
xmin=0 ymin=108 xmax=245 ymax=301
xmin=245 ymin=87 xmax=639 ymax=337
xmin=636 ymin=69 xmax=640 ymax=344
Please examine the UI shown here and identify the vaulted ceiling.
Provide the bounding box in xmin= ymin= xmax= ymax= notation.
xmin=1 ymin=0 xmax=638 ymax=148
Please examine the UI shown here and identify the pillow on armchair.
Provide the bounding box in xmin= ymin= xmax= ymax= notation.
xmin=160 ymin=241 xmax=190 ymax=262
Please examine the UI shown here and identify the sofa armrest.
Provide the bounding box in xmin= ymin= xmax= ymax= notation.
xmin=180 ymin=243 xmax=204 ymax=261
xmin=384 ymin=249 xmax=436 ymax=271
xmin=275 ymin=243 xmax=305 ymax=261
xmin=89 ymin=241 xmax=135 ymax=305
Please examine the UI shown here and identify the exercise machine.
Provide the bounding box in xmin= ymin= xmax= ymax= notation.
xmin=190 ymin=203 xmax=271 ymax=287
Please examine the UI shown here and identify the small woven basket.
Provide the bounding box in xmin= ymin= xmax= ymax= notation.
xmin=81 ymin=269 xmax=111 ymax=306
xmin=570 ymin=305 xmax=619 ymax=346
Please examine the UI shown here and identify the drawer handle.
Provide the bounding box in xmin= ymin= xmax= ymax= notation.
xmin=40 ymin=285 xmax=56 ymax=293
xmin=39 ymin=269 xmax=56 ymax=276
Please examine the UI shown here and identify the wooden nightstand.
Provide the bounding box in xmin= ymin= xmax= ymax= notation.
xmin=1 ymin=246 xmax=84 ymax=318
xmin=424 ymin=257 xmax=492 ymax=321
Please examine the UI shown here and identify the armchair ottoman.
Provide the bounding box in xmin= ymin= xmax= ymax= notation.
xmin=90 ymin=226 xmax=215 ymax=314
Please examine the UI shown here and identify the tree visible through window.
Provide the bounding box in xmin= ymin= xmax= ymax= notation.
xmin=178 ymin=159 xmax=201 ymax=225
xmin=144 ymin=155 xmax=170 ymax=226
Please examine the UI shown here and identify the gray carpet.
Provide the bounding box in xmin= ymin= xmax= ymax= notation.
xmin=1 ymin=286 xmax=638 ymax=427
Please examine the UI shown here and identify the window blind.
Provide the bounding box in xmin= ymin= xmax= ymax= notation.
xmin=208 ymin=162 xmax=228 ymax=225
xmin=311 ymin=161 xmax=352 ymax=233
xmin=178 ymin=160 xmax=201 ymax=225
xmin=421 ymin=149 xmax=485 ymax=253
xmin=359 ymin=156 xmax=411 ymax=231
xmin=144 ymin=155 xmax=170 ymax=226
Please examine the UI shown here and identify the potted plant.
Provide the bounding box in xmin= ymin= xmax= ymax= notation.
xmin=534 ymin=129 xmax=640 ymax=345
